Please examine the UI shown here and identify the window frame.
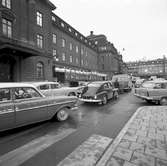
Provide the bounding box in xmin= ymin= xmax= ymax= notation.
xmin=36 ymin=62 xmax=44 ymax=79
xmin=2 ymin=0 xmax=11 ymax=9
xmin=36 ymin=11 xmax=43 ymax=27
xmin=2 ymin=18 xmax=12 ymax=38
xmin=52 ymin=34 xmax=57 ymax=44
xmin=37 ymin=34 xmax=43 ymax=48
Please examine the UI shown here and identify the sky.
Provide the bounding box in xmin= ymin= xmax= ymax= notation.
xmin=50 ymin=0 xmax=167 ymax=62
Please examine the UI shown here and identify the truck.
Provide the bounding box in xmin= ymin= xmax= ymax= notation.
xmin=112 ymin=74 xmax=132 ymax=93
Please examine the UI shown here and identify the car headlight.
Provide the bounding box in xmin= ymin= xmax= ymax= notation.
xmin=94 ymin=95 xmax=97 ymax=99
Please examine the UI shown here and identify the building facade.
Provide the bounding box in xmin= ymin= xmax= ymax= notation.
xmin=0 ymin=0 xmax=123 ymax=84
xmin=126 ymin=58 xmax=167 ymax=79
xmin=87 ymin=31 xmax=123 ymax=80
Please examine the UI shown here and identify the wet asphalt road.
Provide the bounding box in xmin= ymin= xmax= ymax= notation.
xmin=0 ymin=91 xmax=153 ymax=166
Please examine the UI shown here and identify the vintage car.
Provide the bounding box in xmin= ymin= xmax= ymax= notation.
xmin=0 ymin=83 xmax=78 ymax=132
xmin=30 ymin=82 xmax=80 ymax=97
xmin=134 ymin=80 xmax=167 ymax=105
xmin=79 ymin=81 xmax=119 ymax=105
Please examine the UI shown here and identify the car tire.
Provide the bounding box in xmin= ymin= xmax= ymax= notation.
xmin=114 ymin=91 xmax=119 ymax=100
xmin=160 ymin=97 xmax=167 ymax=105
xmin=102 ymin=95 xmax=107 ymax=105
xmin=68 ymin=92 xmax=76 ymax=96
xmin=56 ymin=108 xmax=69 ymax=121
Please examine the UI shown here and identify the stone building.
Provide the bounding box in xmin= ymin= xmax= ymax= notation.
xmin=0 ymin=0 xmax=123 ymax=84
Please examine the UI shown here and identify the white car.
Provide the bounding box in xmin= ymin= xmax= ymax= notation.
xmin=30 ymin=82 xmax=79 ymax=97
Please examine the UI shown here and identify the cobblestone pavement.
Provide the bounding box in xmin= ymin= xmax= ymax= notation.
xmin=97 ymin=106 xmax=167 ymax=166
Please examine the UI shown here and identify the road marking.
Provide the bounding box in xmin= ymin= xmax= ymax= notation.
xmin=96 ymin=107 xmax=145 ymax=166
xmin=57 ymin=134 xmax=113 ymax=166
xmin=0 ymin=128 xmax=76 ymax=166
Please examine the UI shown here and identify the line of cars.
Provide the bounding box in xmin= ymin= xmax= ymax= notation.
xmin=134 ymin=79 xmax=167 ymax=105
xmin=0 ymin=80 xmax=119 ymax=132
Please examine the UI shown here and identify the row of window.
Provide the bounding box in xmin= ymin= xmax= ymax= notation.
xmin=52 ymin=15 xmax=96 ymax=49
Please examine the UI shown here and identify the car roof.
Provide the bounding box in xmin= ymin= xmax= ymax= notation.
xmin=26 ymin=81 xmax=60 ymax=86
xmin=145 ymin=80 xmax=167 ymax=83
xmin=0 ymin=83 xmax=37 ymax=89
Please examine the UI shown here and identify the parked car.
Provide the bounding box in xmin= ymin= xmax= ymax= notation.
xmin=30 ymin=82 xmax=79 ymax=97
xmin=0 ymin=83 xmax=78 ymax=132
xmin=79 ymin=81 xmax=119 ymax=105
xmin=134 ymin=80 xmax=167 ymax=105
xmin=112 ymin=74 xmax=132 ymax=93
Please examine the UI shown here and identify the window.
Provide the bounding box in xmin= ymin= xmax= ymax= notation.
xmin=14 ymin=87 xmax=41 ymax=100
xmin=52 ymin=34 xmax=57 ymax=44
xmin=81 ymin=59 xmax=84 ymax=65
xmin=53 ymin=49 xmax=57 ymax=56
xmin=2 ymin=18 xmax=12 ymax=38
xmin=0 ymin=88 xmax=11 ymax=102
xmin=37 ymin=34 xmax=43 ymax=48
xmin=36 ymin=11 xmax=43 ymax=27
xmin=37 ymin=62 xmax=44 ymax=79
xmin=61 ymin=22 xmax=65 ymax=27
xmin=76 ymin=45 xmax=79 ymax=53
xmin=52 ymin=16 xmax=56 ymax=21
xmin=70 ymin=55 xmax=72 ymax=63
xmin=39 ymin=84 xmax=49 ymax=90
xmin=76 ymin=57 xmax=79 ymax=64
xmin=51 ymin=83 xmax=60 ymax=89
xmin=53 ymin=49 xmax=59 ymax=61
xmin=62 ymin=53 xmax=65 ymax=61
xmin=81 ymin=48 xmax=84 ymax=55
xmin=70 ymin=43 xmax=73 ymax=50
xmin=62 ymin=38 xmax=65 ymax=47
xmin=2 ymin=0 xmax=11 ymax=9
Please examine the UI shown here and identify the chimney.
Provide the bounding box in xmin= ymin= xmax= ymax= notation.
xmin=90 ymin=31 xmax=93 ymax=35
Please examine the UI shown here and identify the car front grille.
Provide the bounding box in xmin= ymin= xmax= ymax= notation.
xmin=82 ymin=96 xmax=94 ymax=99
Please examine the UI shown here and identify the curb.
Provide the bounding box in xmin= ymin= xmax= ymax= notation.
xmin=96 ymin=106 xmax=146 ymax=166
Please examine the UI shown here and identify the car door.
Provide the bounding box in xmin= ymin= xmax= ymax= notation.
xmin=0 ymin=88 xmax=15 ymax=131
xmin=13 ymin=87 xmax=50 ymax=127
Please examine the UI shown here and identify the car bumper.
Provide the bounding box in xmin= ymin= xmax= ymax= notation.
xmin=134 ymin=94 xmax=153 ymax=100
xmin=79 ymin=98 xmax=102 ymax=103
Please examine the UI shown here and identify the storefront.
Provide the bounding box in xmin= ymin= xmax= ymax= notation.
xmin=53 ymin=66 xmax=107 ymax=86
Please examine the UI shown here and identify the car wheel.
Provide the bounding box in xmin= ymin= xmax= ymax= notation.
xmin=102 ymin=95 xmax=107 ymax=105
xmin=114 ymin=91 xmax=119 ymax=99
xmin=160 ymin=98 xmax=167 ymax=105
xmin=68 ymin=92 xmax=76 ymax=96
xmin=56 ymin=108 xmax=69 ymax=121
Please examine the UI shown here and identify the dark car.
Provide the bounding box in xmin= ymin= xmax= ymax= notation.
xmin=0 ymin=83 xmax=78 ymax=132
xmin=79 ymin=81 xmax=119 ymax=105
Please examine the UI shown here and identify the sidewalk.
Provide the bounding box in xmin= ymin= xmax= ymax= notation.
xmin=97 ymin=106 xmax=167 ymax=166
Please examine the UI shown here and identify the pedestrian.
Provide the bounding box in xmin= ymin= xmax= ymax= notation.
xmin=114 ymin=78 xmax=119 ymax=89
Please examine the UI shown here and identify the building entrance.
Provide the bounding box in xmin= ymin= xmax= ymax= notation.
xmin=0 ymin=55 xmax=15 ymax=82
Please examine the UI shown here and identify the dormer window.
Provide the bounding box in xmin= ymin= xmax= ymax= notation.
xmin=68 ymin=28 xmax=72 ymax=32
xmin=61 ymin=22 xmax=65 ymax=27
xmin=52 ymin=16 xmax=56 ymax=21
